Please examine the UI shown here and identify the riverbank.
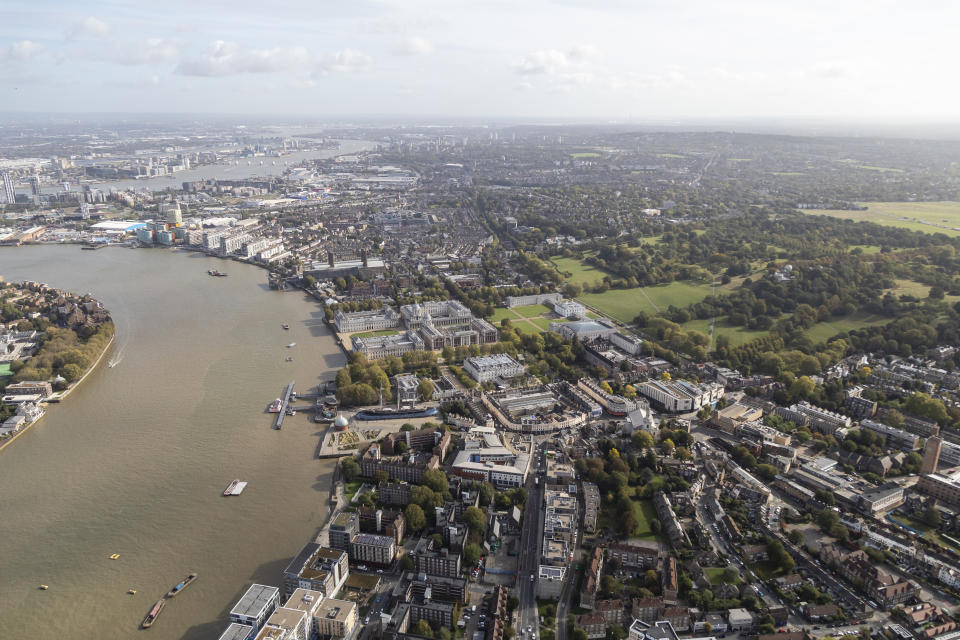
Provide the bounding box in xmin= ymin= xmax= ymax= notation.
xmin=0 ymin=332 xmax=115 ymax=453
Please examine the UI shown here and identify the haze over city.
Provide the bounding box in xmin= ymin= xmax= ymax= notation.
xmin=2 ymin=0 xmax=959 ymax=121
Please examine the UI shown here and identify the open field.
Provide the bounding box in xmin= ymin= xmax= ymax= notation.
xmin=636 ymin=235 xmax=664 ymax=245
xmin=802 ymin=201 xmax=960 ymax=238
xmin=512 ymin=303 xmax=554 ymax=318
xmin=680 ymin=317 xmax=769 ymax=348
xmin=578 ymin=280 xmax=713 ymax=323
xmin=570 ymin=152 xmax=601 ymax=158
xmin=513 ymin=322 xmax=542 ymax=335
xmin=804 ymin=312 xmax=888 ymax=343
xmin=888 ymin=279 xmax=931 ymax=298
xmin=531 ymin=317 xmax=565 ymax=330
xmin=492 ymin=305 xmax=567 ymax=334
xmin=659 ymin=153 xmax=685 ymax=159
xmin=549 ymin=256 xmax=611 ymax=286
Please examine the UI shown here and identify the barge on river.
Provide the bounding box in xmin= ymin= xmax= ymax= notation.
xmin=141 ymin=599 xmax=165 ymax=629
xmin=166 ymin=573 xmax=198 ymax=598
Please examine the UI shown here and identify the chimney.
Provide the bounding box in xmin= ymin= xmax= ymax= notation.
xmin=328 ymin=250 xmax=335 ymax=268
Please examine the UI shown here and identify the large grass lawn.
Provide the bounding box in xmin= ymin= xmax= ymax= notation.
xmin=530 ymin=317 xmax=564 ymax=330
xmin=512 ymin=303 xmax=554 ymax=318
xmin=680 ymin=317 xmax=769 ymax=348
xmin=804 ymin=312 xmax=888 ymax=343
xmin=549 ymin=256 xmax=611 ymax=287
xmin=513 ymin=322 xmax=543 ymax=335
xmin=802 ymin=201 xmax=960 ymax=238
xmin=570 ymin=151 xmax=601 ymax=158
xmin=578 ymin=281 xmax=713 ymax=323
xmin=492 ymin=305 xmax=568 ymax=334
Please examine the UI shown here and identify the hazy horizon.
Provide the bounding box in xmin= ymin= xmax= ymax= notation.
xmin=2 ymin=1 xmax=958 ymax=122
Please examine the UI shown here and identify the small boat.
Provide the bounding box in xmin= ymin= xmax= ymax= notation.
xmin=142 ymin=599 xmax=165 ymax=629
xmin=286 ymin=342 xmax=296 ymax=348
xmin=128 ymin=589 xmax=137 ymax=595
xmin=223 ymin=479 xmax=241 ymax=496
xmin=109 ymin=553 xmax=120 ymax=560
xmin=167 ymin=573 xmax=198 ymax=598
xmin=282 ymin=323 xmax=290 ymax=330
xmin=285 ymin=357 xmax=293 ymax=362
xmin=39 ymin=585 xmax=49 ymax=590
xmin=207 ymin=269 xmax=228 ymax=277
xmin=268 ymin=398 xmax=283 ymax=413
xmin=223 ymin=480 xmax=247 ymax=496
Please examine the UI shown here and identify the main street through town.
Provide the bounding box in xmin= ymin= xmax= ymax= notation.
xmin=517 ymin=439 xmax=546 ymax=640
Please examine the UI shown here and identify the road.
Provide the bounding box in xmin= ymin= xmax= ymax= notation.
xmin=516 ymin=440 xmax=545 ymax=640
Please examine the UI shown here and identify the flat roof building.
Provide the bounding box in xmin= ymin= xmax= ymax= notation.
xmin=217 ymin=623 xmax=256 ymax=640
xmin=230 ymin=584 xmax=281 ymax=631
xmin=315 ymin=598 xmax=359 ymax=639
xmin=463 ymin=354 xmax=525 ymax=383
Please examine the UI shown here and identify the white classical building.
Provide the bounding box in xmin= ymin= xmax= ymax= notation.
xmin=553 ymin=299 xmax=586 ymax=319
xmin=463 ymin=354 xmax=526 ymax=383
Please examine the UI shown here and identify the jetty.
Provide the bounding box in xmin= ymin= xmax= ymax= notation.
xmin=274 ymin=381 xmax=295 ymax=430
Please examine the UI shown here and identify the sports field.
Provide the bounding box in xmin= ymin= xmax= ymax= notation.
xmin=802 ymin=201 xmax=960 ymax=238
xmin=578 ymin=280 xmax=713 ymax=323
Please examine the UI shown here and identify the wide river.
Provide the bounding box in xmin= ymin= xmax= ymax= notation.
xmin=0 ymin=245 xmax=346 ymax=639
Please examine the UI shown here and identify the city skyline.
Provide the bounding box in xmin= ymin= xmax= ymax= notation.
xmin=2 ymin=0 xmax=959 ymax=121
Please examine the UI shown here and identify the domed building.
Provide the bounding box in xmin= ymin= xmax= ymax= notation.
xmin=333 ymin=414 xmax=349 ymax=431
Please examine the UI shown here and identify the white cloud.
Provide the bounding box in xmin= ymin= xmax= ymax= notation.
xmin=86 ymin=38 xmax=181 ymax=66
xmin=393 ymin=37 xmax=434 ymax=56
xmin=175 ymin=41 xmax=311 ymax=76
xmin=314 ymin=49 xmax=373 ymax=76
xmin=69 ymin=16 xmax=110 ymax=39
xmin=515 ymin=49 xmax=571 ymax=76
xmin=3 ymin=40 xmax=44 ymax=61
xmin=514 ymin=45 xmax=602 ymax=90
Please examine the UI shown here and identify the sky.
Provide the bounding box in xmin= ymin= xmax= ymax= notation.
xmin=1 ymin=0 xmax=958 ymax=121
